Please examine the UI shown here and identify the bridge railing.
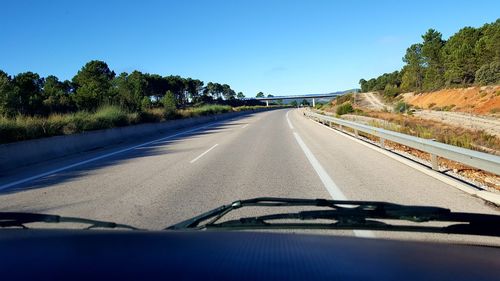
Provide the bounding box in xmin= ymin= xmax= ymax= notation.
xmin=304 ymin=110 xmax=500 ymax=175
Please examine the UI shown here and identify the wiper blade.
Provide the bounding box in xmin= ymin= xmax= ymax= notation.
xmin=167 ymin=197 xmax=500 ymax=237
xmin=0 ymin=212 xmax=139 ymax=230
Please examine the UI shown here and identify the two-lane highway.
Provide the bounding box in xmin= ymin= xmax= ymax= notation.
xmin=0 ymin=109 xmax=499 ymax=243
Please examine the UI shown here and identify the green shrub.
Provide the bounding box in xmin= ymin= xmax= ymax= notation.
xmin=394 ymin=101 xmax=411 ymax=113
xmin=161 ymin=91 xmax=177 ymax=118
xmin=92 ymin=105 xmax=129 ymax=128
xmin=140 ymin=96 xmax=152 ymax=111
xmin=383 ymin=84 xmax=400 ymax=99
xmin=336 ymin=102 xmax=354 ymax=115
xmin=475 ymin=62 xmax=500 ymax=85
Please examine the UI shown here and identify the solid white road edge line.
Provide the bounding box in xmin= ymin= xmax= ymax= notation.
xmin=190 ymin=144 xmax=219 ymax=163
xmin=0 ymin=118 xmax=238 ymax=191
xmin=286 ymin=110 xmax=294 ymax=129
xmin=292 ymin=131 xmax=375 ymax=238
xmin=241 ymin=124 xmax=249 ymax=129
xmin=304 ymin=113 xmax=500 ymax=206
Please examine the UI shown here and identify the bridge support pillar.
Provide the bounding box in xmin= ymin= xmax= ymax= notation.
xmin=266 ymin=100 xmax=269 ymax=107
xmin=312 ymin=98 xmax=315 ymax=107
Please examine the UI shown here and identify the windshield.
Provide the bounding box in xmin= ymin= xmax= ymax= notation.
xmin=0 ymin=1 xmax=499 ymax=247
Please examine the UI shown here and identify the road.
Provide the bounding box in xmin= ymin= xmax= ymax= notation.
xmin=0 ymin=109 xmax=499 ymax=244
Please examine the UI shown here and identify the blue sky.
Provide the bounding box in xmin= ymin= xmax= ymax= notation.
xmin=1 ymin=0 xmax=499 ymax=96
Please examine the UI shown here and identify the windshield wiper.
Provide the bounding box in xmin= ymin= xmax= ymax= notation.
xmin=166 ymin=197 xmax=500 ymax=237
xmin=0 ymin=212 xmax=139 ymax=230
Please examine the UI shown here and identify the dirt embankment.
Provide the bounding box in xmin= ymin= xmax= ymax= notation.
xmin=356 ymin=92 xmax=387 ymax=111
xmin=402 ymin=85 xmax=500 ymax=115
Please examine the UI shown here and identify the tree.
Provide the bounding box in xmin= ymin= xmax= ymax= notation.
xmin=13 ymin=72 xmax=45 ymax=115
xmin=290 ymin=100 xmax=298 ymax=107
xmin=205 ymin=82 xmax=224 ymax=100
xmin=267 ymin=94 xmax=274 ymax=98
xmin=359 ymin=71 xmax=402 ymax=93
xmin=72 ymin=60 xmax=115 ymax=110
xmin=442 ymin=27 xmax=481 ymax=85
xmin=141 ymin=96 xmax=152 ymax=110
xmin=358 ymin=19 xmax=498 ymax=97
xmin=401 ymin=43 xmax=424 ymax=91
xmin=43 ymin=75 xmax=74 ymax=113
xmin=221 ymin=84 xmax=236 ymax=100
xmin=165 ymin=75 xmax=186 ymax=106
xmin=475 ymin=62 xmax=500 ymax=85
xmin=144 ymin=74 xmax=168 ymax=102
xmin=359 ymin=79 xmax=368 ymax=92
xmin=161 ymin=90 xmax=177 ymax=117
xmin=112 ymin=71 xmax=147 ymax=111
xmin=383 ymin=84 xmax=399 ymax=99
xmin=421 ymin=29 xmax=445 ymax=90
xmin=256 ymin=92 xmax=264 ymax=98
xmin=474 ymin=19 xmax=500 ymax=67
xmin=184 ymin=78 xmax=203 ymax=103
xmin=127 ymin=71 xmax=148 ymax=109
xmin=0 ymin=70 xmax=16 ymax=116
xmin=236 ymin=92 xmax=245 ymax=99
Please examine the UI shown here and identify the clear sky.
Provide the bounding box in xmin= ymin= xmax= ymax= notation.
xmin=1 ymin=0 xmax=499 ymax=96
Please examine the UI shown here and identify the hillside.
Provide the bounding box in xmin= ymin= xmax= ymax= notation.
xmin=402 ymin=85 xmax=500 ymax=115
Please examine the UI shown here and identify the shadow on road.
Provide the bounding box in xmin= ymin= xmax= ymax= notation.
xmin=0 ymin=113 xmax=260 ymax=196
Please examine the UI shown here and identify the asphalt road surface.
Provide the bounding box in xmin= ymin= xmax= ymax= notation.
xmin=1 ymin=109 xmax=499 ymax=244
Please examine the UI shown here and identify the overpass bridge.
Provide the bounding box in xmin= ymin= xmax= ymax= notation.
xmin=248 ymin=93 xmax=346 ymax=107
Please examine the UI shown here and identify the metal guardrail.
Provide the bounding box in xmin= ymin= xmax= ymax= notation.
xmin=304 ymin=110 xmax=500 ymax=175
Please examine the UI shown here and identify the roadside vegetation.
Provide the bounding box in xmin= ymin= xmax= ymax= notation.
xmin=358 ymin=19 xmax=500 ymax=100
xmin=0 ymin=104 xmax=272 ymax=144
xmin=0 ymin=60 xmax=280 ymax=144
xmin=317 ymin=93 xmax=499 ymax=153
xmin=363 ymin=111 xmax=500 ymax=152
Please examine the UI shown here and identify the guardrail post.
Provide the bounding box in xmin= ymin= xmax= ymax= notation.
xmin=354 ymin=129 xmax=359 ymax=138
xmin=339 ymin=124 xmax=343 ymax=131
xmin=430 ymin=154 xmax=439 ymax=171
xmin=380 ymin=137 xmax=385 ymax=149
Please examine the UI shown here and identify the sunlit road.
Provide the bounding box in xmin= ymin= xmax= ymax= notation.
xmin=1 ymin=109 xmax=499 ymax=244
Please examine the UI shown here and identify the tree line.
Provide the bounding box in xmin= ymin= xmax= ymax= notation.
xmin=359 ymin=19 xmax=500 ymax=96
xmin=0 ymin=60 xmax=255 ymax=117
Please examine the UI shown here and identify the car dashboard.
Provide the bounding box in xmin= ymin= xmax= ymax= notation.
xmin=1 ymin=229 xmax=498 ymax=280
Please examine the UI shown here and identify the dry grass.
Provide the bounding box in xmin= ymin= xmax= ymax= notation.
xmin=0 ymin=104 xmax=271 ymax=144
xmin=321 ymin=114 xmax=500 ymax=191
xmin=363 ymin=111 xmax=500 ymax=153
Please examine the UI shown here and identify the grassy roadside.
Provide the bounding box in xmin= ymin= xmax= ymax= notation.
xmin=312 ymin=108 xmax=500 ymax=191
xmin=317 ymin=93 xmax=500 ymax=153
xmin=0 ymin=104 xmax=276 ymax=144
xmin=360 ymin=111 xmax=500 ymax=153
